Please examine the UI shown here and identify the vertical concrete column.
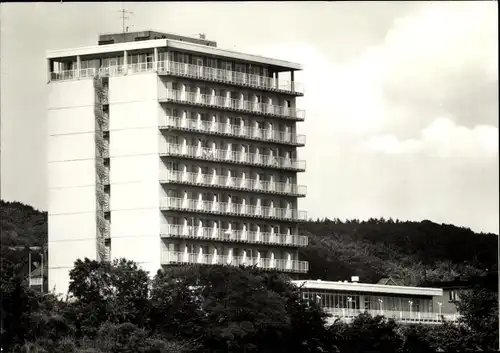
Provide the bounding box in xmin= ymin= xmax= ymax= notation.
xmin=182 ymin=163 xmax=188 ymax=182
xmin=240 ymin=171 xmax=246 ymax=188
xmin=123 ymin=50 xmax=128 ymax=75
xmin=242 ymin=222 xmax=247 ymax=241
xmin=227 ymin=195 xmax=232 ymax=212
xmin=181 ymin=240 xmax=187 ymax=261
xmin=226 ymin=169 xmax=232 ymax=186
xmin=76 ymin=55 xmax=81 ymax=79
xmin=211 ymin=167 xmax=217 ymax=185
xmin=196 ymin=112 xmax=202 ymax=129
xmin=213 ymin=220 xmax=218 ymax=239
xmin=47 ymin=59 xmax=52 ymax=82
xmin=197 ymin=192 xmax=203 ymax=211
xmin=240 ymin=92 xmax=245 ymax=109
xmin=196 ymin=86 xmax=201 ymax=104
xmin=269 ymin=174 xmax=275 ymax=192
xmin=182 ymin=217 xmax=188 ymax=236
xmin=291 ymin=70 xmax=295 ymax=92
xmin=212 ymin=193 xmax=218 ymax=212
xmin=153 ymin=47 xmax=158 ymax=71
xmin=211 ymin=114 xmax=217 ymax=132
xmin=197 ymin=219 xmax=203 ymax=237
xmin=210 ymin=88 xmax=216 ymax=105
xmin=197 ymin=165 xmax=203 ymax=184
xmin=226 ymin=142 xmax=232 ymax=160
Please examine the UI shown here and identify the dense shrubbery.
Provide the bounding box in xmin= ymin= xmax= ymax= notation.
xmin=1 ymin=201 xmax=498 ymax=352
xmin=1 ymin=257 xmax=498 ymax=352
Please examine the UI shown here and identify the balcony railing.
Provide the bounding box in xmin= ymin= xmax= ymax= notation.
xmin=324 ymin=308 xmax=460 ymax=324
xmin=157 ymin=60 xmax=303 ymax=95
xmin=159 ymin=116 xmax=306 ymax=146
xmin=160 ymin=197 xmax=307 ymax=221
xmin=159 ymin=90 xmax=305 ymax=121
xmin=159 ymin=143 xmax=306 ymax=171
xmin=161 ymin=224 xmax=308 ymax=247
xmin=99 ymin=65 xmax=124 ymax=77
xmin=160 ymin=170 xmax=306 ymax=197
xmin=161 ymin=251 xmax=309 ymax=273
xmin=50 ymin=61 xmax=303 ymax=96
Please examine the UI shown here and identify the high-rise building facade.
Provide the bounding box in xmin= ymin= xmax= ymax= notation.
xmin=47 ymin=31 xmax=308 ymax=295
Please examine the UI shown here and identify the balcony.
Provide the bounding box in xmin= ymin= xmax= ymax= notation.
xmin=159 ymin=116 xmax=306 ymax=147
xmin=157 ymin=60 xmax=303 ymax=96
xmin=161 ymin=224 xmax=308 ymax=247
xmin=50 ymin=68 xmax=108 ymax=81
xmin=159 ymin=143 xmax=306 ymax=172
xmin=324 ymin=308 xmax=460 ymax=325
xmin=160 ymin=197 xmax=307 ymax=221
xmin=158 ymin=90 xmax=305 ymax=121
xmin=161 ymin=251 xmax=309 ymax=273
xmin=49 ymin=63 xmax=304 ymax=98
xmin=160 ymin=170 xmax=306 ymax=197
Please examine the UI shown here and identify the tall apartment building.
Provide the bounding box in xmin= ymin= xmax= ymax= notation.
xmin=47 ymin=31 xmax=308 ymax=295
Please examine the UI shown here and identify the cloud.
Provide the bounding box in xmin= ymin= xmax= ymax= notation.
xmin=362 ymin=117 xmax=499 ymax=159
xmin=244 ymin=2 xmax=498 ymax=233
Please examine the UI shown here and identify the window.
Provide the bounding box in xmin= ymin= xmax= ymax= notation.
xmin=235 ymin=63 xmax=246 ymax=73
xmin=178 ymin=53 xmax=189 ymax=63
xmin=208 ymin=58 xmax=217 ymax=68
xmin=449 ymin=290 xmax=458 ymax=301
xmin=193 ymin=56 xmax=203 ymax=66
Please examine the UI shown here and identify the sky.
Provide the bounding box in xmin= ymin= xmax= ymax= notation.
xmin=1 ymin=1 xmax=498 ymax=234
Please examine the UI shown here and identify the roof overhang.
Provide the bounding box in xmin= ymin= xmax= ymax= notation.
xmin=292 ymin=280 xmax=443 ymax=297
xmin=46 ymin=39 xmax=302 ymax=71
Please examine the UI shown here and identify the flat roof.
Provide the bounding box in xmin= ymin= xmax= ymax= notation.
xmin=292 ymin=280 xmax=443 ymax=297
xmin=46 ymin=38 xmax=302 ymax=71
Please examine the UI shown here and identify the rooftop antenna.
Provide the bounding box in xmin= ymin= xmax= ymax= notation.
xmin=118 ymin=2 xmax=134 ymax=35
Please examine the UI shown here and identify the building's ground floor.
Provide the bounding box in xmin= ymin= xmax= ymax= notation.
xmin=293 ymin=280 xmax=460 ymax=325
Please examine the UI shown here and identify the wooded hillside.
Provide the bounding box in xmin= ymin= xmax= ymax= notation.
xmin=301 ymin=218 xmax=498 ymax=285
xmin=1 ymin=200 xmax=497 ymax=286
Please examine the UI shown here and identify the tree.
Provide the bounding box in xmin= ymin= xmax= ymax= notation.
xmin=329 ymin=313 xmax=404 ymax=353
xmin=455 ymin=288 xmax=499 ymax=350
xmin=67 ymin=258 xmax=151 ymax=338
xmin=399 ymin=324 xmax=433 ymax=353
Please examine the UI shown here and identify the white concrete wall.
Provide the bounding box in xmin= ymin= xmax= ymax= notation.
xmin=47 ymin=80 xmax=97 ymax=296
xmin=108 ymin=73 xmax=161 ymax=276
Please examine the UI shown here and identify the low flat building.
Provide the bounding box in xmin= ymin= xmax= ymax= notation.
xmin=292 ymin=279 xmax=460 ymax=325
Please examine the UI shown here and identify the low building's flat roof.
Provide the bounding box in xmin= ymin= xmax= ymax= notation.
xmin=292 ymin=280 xmax=443 ymax=297
xmin=46 ymin=39 xmax=302 ymax=71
